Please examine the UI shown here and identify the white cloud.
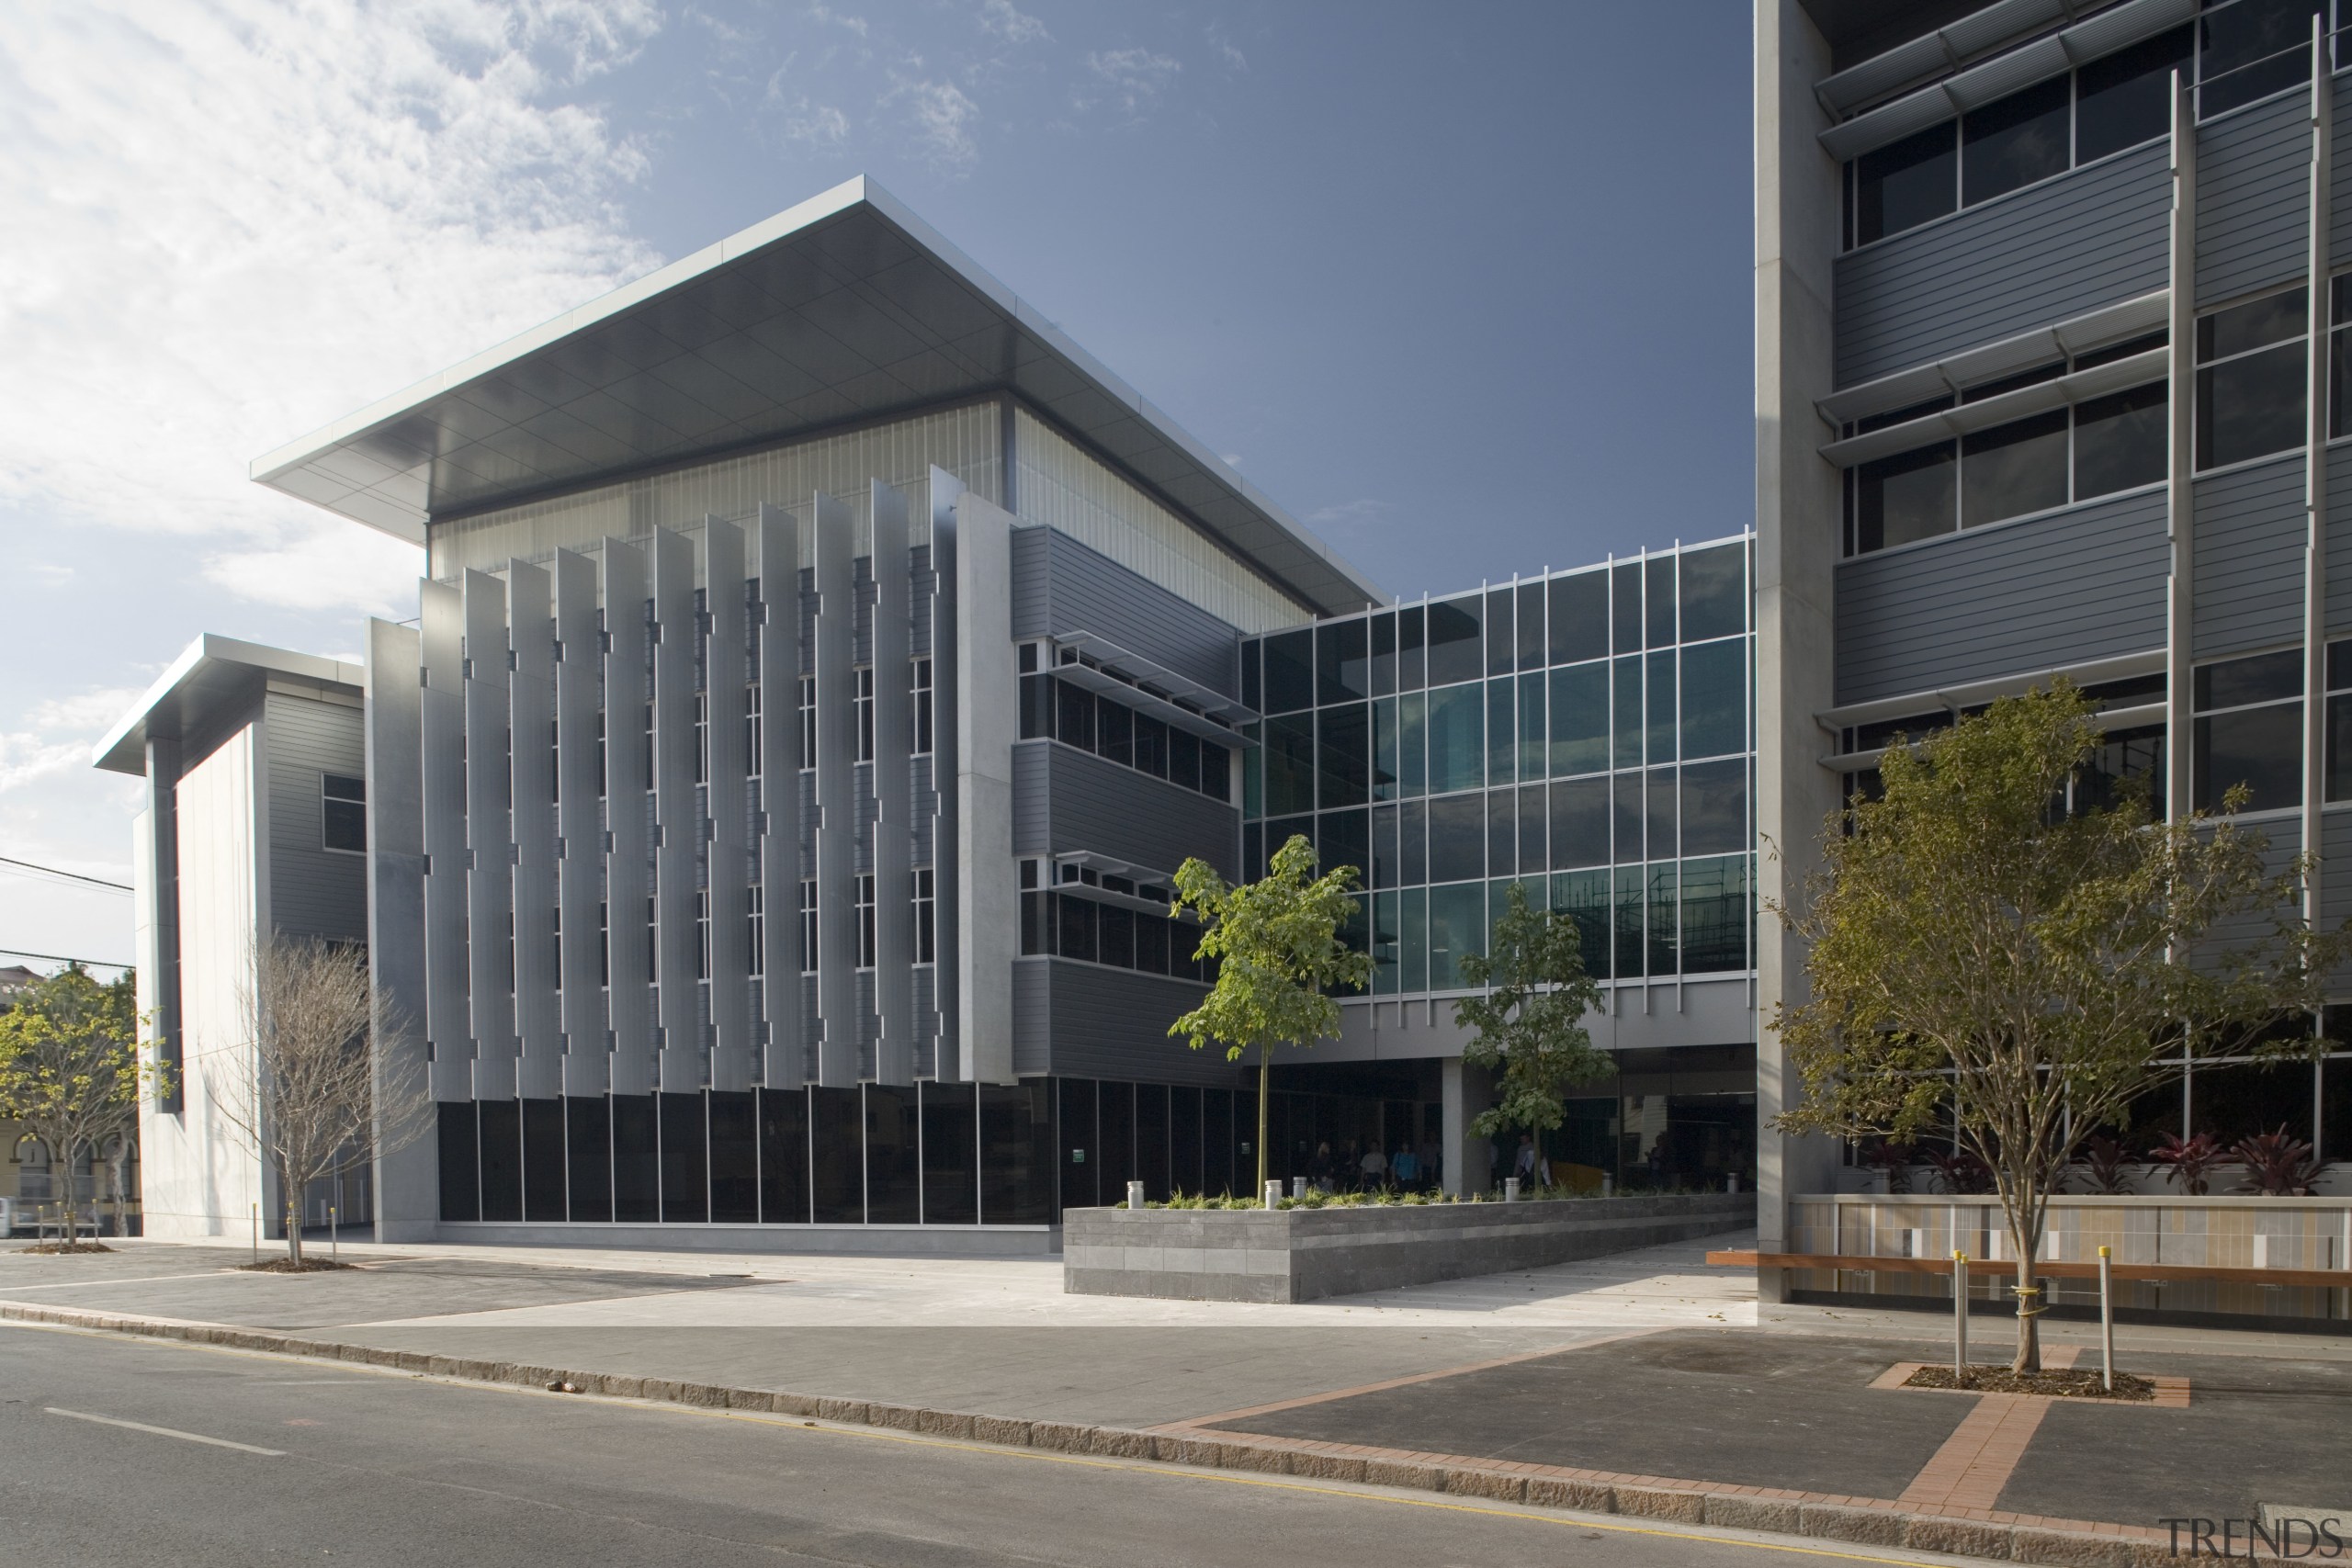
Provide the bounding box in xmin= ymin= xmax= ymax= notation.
xmin=1207 ymin=22 xmax=1246 ymax=72
xmin=1306 ymin=497 xmax=1395 ymax=534
xmin=887 ymin=73 xmax=981 ymax=171
xmin=1083 ymin=46 xmax=1182 ymax=116
xmin=808 ymin=4 xmax=869 ymax=39
xmin=0 ymin=733 xmax=95 ymax=796
xmin=978 ymin=0 xmax=1049 ymax=45
xmin=0 ymin=0 xmax=665 ymax=618
xmin=27 ymin=686 xmax=152 ymax=737
xmin=783 ymin=98 xmax=852 ymax=147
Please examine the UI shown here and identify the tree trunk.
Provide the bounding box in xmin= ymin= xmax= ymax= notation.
xmin=1257 ymin=1046 xmax=1272 ymax=1203
xmin=284 ymin=1166 xmax=304 ymax=1267
xmin=1996 ymin=1171 xmax=2043 ymax=1372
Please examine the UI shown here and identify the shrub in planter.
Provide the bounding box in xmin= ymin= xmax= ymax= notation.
xmin=2230 ymin=1126 xmax=2327 ymax=1197
xmin=2072 ymin=1134 xmax=2139 ymax=1196
xmin=2151 ymin=1132 xmax=2227 ymax=1196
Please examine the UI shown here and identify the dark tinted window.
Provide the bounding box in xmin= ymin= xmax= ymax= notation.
xmin=1546 ymin=570 xmax=1608 ymax=664
xmin=2199 ymin=287 xmax=2305 ymax=361
xmin=2076 ymin=27 xmax=2192 ymax=163
xmin=2195 ymin=649 xmax=2303 ymax=708
xmin=2197 ymin=343 xmax=2305 ymax=469
xmin=1317 ymin=618 xmax=1367 ymax=705
xmin=1317 ymin=705 xmax=1370 ymax=808
xmin=1263 ymin=713 xmax=1315 ymax=816
xmin=1168 ymin=728 xmax=1201 ymax=793
xmin=1484 ymin=589 xmax=1515 ymax=677
xmin=1133 ymin=712 xmax=1168 ymax=778
xmin=1611 ymin=562 xmax=1642 ymax=654
xmin=1677 ymin=544 xmax=1744 ymax=641
xmin=1369 ymin=613 xmax=1396 ymax=696
xmin=1097 ymin=700 xmax=1132 ymax=767
xmin=1397 ymin=605 xmax=1424 ymax=690
xmin=1680 ymin=758 xmax=1750 ymax=856
xmin=1547 ymin=777 xmax=1610 ymax=869
xmin=2073 ymin=329 xmax=2166 ymax=371
xmin=1644 ymin=555 xmax=1676 ymax=649
xmin=2195 ymin=706 xmax=2303 ymax=810
xmin=1962 ymin=76 xmax=2069 ymax=206
xmin=1961 ymin=410 xmax=2070 ymax=528
xmin=1852 ymin=444 xmax=1956 ymax=552
xmin=1262 ymin=629 xmax=1313 ymax=714
xmin=1055 ymin=680 xmax=1094 ymax=750
xmin=1680 ymin=638 xmax=1746 ymax=760
xmin=1425 ymin=596 xmax=1484 ymax=686
xmin=1239 ymin=639 xmax=1260 ymax=713
xmin=1855 ymin=122 xmax=1957 ymax=244
xmin=322 ymin=773 xmax=367 ymax=852
xmin=2199 ymin=0 xmax=2320 ymax=118
xmin=1548 ymin=661 xmax=1609 ymax=777
xmin=1645 ymin=768 xmax=1678 ymax=860
xmin=1516 ymin=581 xmax=1544 ymax=671
xmin=1426 ymin=793 xmax=1485 ymax=884
xmin=1318 ymin=807 xmax=1369 ymax=883
xmin=2075 ymin=383 xmax=2168 ymax=498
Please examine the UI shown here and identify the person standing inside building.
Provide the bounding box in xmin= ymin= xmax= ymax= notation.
xmin=1358 ymin=1142 xmax=1386 ymax=1191
xmin=1390 ymin=1142 xmax=1417 ymax=1190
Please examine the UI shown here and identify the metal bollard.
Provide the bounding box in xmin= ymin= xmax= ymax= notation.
xmin=1262 ymin=1179 xmax=1283 ymax=1210
xmin=331 ymin=1204 xmax=339 ymax=1263
xmin=1293 ymin=1177 xmax=1306 ymax=1200
xmin=251 ymin=1202 xmax=259 ymax=1263
xmin=1503 ymin=1177 xmax=1521 ymax=1202
xmin=1952 ymin=1250 xmax=1969 ymax=1375
xmin=2098 ymin=1245 xmax=2115 ymax=1392
xmin=1125 ymin=1180 xmax=1145 ymax=1210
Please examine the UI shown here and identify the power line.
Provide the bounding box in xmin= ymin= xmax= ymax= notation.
xmin=0 ymin=855 xmax=132 ymax=894
xmin=0 ymin=947 xmax=132 ymax=972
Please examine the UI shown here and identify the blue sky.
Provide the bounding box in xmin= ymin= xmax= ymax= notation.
xmin=0 ymin=0 xmax=1750 ymax=967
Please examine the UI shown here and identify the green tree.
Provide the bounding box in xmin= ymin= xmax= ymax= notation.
xmin=1771 ymin=684 xmax=2346 ymax=1371
xmin=1170 ymin=834 xmax=1373 ymax=1201
xmin=0 ymin=964 xmax=154 ymax=1244
xmin=1454 ymin=881 xmax=1610 ymax=1191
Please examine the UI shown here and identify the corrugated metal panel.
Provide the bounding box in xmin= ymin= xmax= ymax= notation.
xmin=259 ymin=692 xmax=367 ymax=942
xmin=2193 ymin=456 xmax=2307 ymax=658
xmin=1046 ymin=743 xmax=1238 ymax=881
xmin=2197 ymin=87 xmax=2312 ymax=304
xmin=1041 ymin=962 xmax=1222 ymax=1085
xmin=1834 ymin=142 xmax=2169 ymax=388
xmin=2324 ymin=809 xmax=2352 ymax=931
xmin=1012 ymin=739 xmax=1050 ymax=855
xmin=1834 ymin=487 xmax=2169 ymax=705
xmin=1012 ymin=961 xmax=1050 ymax=1077
xmin=2322 ymin=446 xmax=2352 ymax=634
xmin=1043 ymin=529 xmax=1241 ymax=698
xmin=1011 ymin=525 xmax=1050 ymax=639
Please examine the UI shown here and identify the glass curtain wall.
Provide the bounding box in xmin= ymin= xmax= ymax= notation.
xmin=1238 ymin=538 xmax=1756 ymax=997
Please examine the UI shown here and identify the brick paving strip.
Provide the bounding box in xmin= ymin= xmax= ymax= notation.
xmin=0 ymin=1298 xmax=2213 ymax=1567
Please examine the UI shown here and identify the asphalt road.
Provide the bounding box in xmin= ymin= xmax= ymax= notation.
xmin=0 ymin=1321 xmax=1973 ymax=1568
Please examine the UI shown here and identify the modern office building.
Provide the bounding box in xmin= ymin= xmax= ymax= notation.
xmin=100 ymin=176 xmax=1756 ymax=1248
xmin=1757 ymin=0 xmax=2352 ymax=1291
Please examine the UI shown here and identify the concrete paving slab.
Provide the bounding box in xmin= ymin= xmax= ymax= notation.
xmin=1201 ymin=1327 xmax=1974 ymax=1500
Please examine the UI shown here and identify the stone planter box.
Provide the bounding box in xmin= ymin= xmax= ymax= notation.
xmin=1064 ymin=1193 xmax=1755 ymax=1303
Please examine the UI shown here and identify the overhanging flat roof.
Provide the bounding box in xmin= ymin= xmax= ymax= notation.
xmin=94 ymin=635 xmax=363 ymax=776
xmin=251 ymin=175 xmax=1383 ymax=617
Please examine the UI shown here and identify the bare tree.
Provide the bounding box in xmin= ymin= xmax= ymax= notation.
xmin=216 ymin=936 xmax=432 ymax=1266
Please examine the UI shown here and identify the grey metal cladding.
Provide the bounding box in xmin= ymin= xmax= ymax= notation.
xmin=2333 ymin=74 xmax=2352 ymax=258
xmin=506 ymin=558 xmax=560 ymax=1098
xmin=461 ymin=570 xmax=516 ymax=1095
xmin=705 ymin=516 xmax=753 ymax=1091
xmin=1036 ymin=961 xmax=1220 ymax=1085
xmin=1012 ymin=960 xmax=1049 ymax=1077
xmin=1833 ymin=142 xmax=2168 ymax=388
xmin=1012 ymin=739 xmax=1050 ymax=855
xmin=1039 ymin=528 xmax=1241 ymax=697
xmin=2193 ymin=456 xmax=2308 ymax=657
xmin=552 ymin=547 xmax=608 ymax=1095
xmin=1010 ymin=525 xmax=1050 ymax=639
xmin=1046 ymin=743 xmax=1238 ymax=881
xmin=2197 ymin=87 xmax=2312 ymax=303
xmin=927 ymin=469 xmax=962 ymax=1080
xmin=2325 ymin=809 xmax=2352 ymax=930
xmin=755 ymin=505 xmax=805 ymax=1089
xmin=2325 ymin=446 xmax=2352 ymax=633
xmin=418 ymin=579 xmax=470 ymax=1099
xmin=362 ymin=619 xmax=430 ymax=1145
xmin=259 ymin=691 xmax=367 ymax=942
xmin=650 ymin=527 xmax=700 ymax=1090
xmin=602 ymin=536 xmax=655 ymax=1097
xmin=813 ymin=491 xmax=860 ymax=1088
xmin=1833 ymin=488 xmax=2169 ymax=705
xmin=869 ymin=479 xmax=915 ymax=1087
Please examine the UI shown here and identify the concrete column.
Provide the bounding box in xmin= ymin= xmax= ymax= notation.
xmin=141 ymin=736 xmax=183 ymax=1111
xmin=553 ymin=548 xmax=609 ymax=1096
xmin=1752 ymin=0 xmax=1845 ymax=1290
xmin=705 ymin=517 xmax=753 ymax=1092
xmin=364 ymin=616 xmax=435 ymax=1238
xmin=954 ymin=491 xmax=1018 ymax=1084
xmin=2302 ymin=23 xmax=2331 ymax=928
xmin=1439 ymin=1055 xmax=1494 ymax=1197
xmin=755 ymin=505 xmax=806 ymax=1088
xmin=870 ymin=479 xmax=915 ymax=1086
xmin=813 ymin=491 xmax=860 ymax=1088
xmin=601 ymin=537 xmax=656 ymax=1099
xmin=2165 ymin=73 xmax=2198 ymax=826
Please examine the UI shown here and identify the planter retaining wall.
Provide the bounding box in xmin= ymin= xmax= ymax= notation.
xmin=1064 ymin=1193 xmax=1755 ymax=1303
